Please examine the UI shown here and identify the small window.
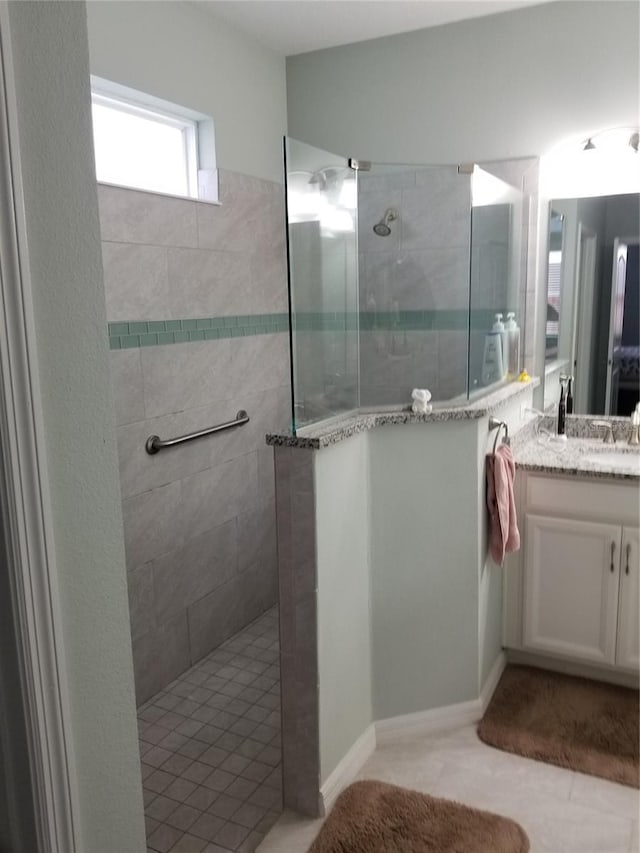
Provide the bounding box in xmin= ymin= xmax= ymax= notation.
xmin=90 ymin=78 xmax=218 ymax=202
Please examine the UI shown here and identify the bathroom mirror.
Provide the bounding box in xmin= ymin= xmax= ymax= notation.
xmin=546 ymin=193 xmax=639 ymax=416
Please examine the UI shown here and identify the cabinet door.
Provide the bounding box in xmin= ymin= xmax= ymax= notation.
xmin=523 ymin=515 xmax=621 ymax=665
xmin=616 ymin=527 xmax=639 ymax=671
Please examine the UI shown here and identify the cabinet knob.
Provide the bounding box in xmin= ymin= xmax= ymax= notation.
xmin=610 ymin=541 xmax=616 ymax=573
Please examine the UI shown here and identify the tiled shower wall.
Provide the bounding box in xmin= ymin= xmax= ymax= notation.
xmin=357 ymin=167 xmax=471 ymax=406
xmin=288 ymin=220 xmax=359 ymax=423
xmin=483 ymin=158 xmax=539 ymax=375
xmin=101 ymin=171 xmax=290 ymax=704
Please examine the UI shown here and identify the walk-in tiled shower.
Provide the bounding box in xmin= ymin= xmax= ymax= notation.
xmin=100 ymin=164 xmax=289 ymax=853
xmin=139 ymin=609 xmax=281 ymax=853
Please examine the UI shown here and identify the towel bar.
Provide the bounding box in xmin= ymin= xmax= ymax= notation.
xmin=488 ymin=417 xmax=509 ymax=455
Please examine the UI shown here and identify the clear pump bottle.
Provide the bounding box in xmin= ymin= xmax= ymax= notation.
xmin=504 ymin=313 xmax=520 ymax=378
xmin=492 ymin=313 xmax=506 ymax=376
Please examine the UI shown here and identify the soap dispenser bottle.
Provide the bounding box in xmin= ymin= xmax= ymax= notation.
xmin=481 ymin=330 xmax=504 ymax=386
xmin=493 ymin=313 xmax=506 ymax=376
xmin=504 ymin=312 xmax=520 ymax=378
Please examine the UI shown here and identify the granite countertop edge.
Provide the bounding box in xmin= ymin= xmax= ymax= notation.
xmin=511 ymin=420 xmax=640 ymax=481
xmin=266 ymin=378 xmax=540 ymax=449
xmin=514 ymin=459 xmax=639 ymax=482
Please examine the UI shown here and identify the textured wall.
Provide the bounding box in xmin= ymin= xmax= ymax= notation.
xmin=274 ymin=446 xmax=320 ymax=817
xmin=358 ymin=166 xmax=471 ymax=406
xmin=103 ymin=172 xmax=290 ymax=703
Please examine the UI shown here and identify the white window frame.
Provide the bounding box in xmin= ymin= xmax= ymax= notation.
xmin=90 ymin=76 xmax=218 ymax=203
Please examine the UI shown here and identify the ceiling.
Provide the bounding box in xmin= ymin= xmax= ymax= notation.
xmin=196 ymin=0 xmax=555 ymax=57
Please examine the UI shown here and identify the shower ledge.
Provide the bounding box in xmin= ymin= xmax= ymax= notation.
xmin=266 ymin=377 xmax=539 ymax=450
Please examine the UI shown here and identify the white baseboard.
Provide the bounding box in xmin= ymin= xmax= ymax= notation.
xmin=375 ymin=697 xmax=482 ymax=744
xmin=316 ymin=655 xmax=507 ymax=816
xmin=319 ymin=724 xmax=376 ymax=813
xmin=375 ymin=652 xmax=507 ymax=746
xmin=480 ymin=651 xmax=507 ymax=713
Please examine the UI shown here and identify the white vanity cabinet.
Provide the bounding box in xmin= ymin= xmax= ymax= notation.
xmin=616 ymin=527 xmax=639 ymax=671
xmin=504 ymin=472 xmax=640 ymax=678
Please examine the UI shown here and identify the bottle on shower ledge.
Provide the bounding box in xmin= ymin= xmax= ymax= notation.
xmin=492 ymin=313 xmax=506 ymax=377
xmin=481 ymin=327 xmax=504 ymax=386
xmin=504 ymin=312 xmax=520 ymax=378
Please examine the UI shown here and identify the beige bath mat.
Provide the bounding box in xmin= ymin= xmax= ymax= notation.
xmin=308 ymin=779 xmax=529 ymax=853
xmin=478 ymin=665 xmax=639 ymax=787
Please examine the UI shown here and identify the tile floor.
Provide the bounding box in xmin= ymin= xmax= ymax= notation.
xmin=258 ymin=724 xmax=640 ymax=853
xmin=138 ymin=608 xmax=282 ymax=853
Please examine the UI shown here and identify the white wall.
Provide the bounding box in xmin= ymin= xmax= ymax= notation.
xmin=87 ymin=1 xmax=287 ymax=183
xmin=314 ymin=435 xmax=372 ymax=783
xmin=311 ymin=405 xmax=538 ymax=775
xmin=477 ymin=389 xmax=534 ymax=684
xmin=5 ymin=3 xmax=145 ymax=850
xmin=287 ymin=1 xmax=639 ymax=166
xmin=368 ymin=422 xmax=480 ymax=718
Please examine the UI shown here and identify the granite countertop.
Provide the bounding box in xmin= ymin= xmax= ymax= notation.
xmin=512 ymin=427 xmax=640 ymax=481
xmin=266 ymin=378 xmax=539 ymax=449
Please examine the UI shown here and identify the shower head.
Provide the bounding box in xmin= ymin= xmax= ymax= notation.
xmin=308 ymin=166 xmax=348 ymax=190
xmin=373 ymin=221 xmax=391 ymax=237
xmin=373 ymin=207 xmax=398 ymax=237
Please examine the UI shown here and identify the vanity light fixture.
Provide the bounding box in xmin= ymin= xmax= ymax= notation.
xmin=542 ymin=126 xmax=640 ymax=197
xmin=580 ymin=126 xmax=639 ymax=153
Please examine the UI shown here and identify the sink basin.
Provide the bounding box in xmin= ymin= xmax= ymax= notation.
xmin=582 ymin=450 xmax=640 ymax=473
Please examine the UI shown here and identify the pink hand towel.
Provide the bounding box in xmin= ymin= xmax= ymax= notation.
xmin=486 ymin=444 xmax=520 ymax=566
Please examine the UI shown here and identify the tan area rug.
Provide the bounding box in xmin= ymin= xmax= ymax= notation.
xmin=478 ymin=665 xmax=639 ymax=788
xmin=308 ymin=780 xmax=530 ymax=853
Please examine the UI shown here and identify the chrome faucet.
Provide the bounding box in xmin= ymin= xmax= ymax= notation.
xmin=591 ymin=420 xmax=615 ymax=444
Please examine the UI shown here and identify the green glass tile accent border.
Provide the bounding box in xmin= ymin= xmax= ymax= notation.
xmin=108 ymin=313 xmax=289 ymax=350
xmin=109 ymin=309 xmax=479 ymax=350
xmin=289 ymin=310 xmax=469 ymax=334
xmin=357 ymin=310 xmax=469 ymax=332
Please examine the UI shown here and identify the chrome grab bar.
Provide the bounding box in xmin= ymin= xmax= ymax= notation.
xmin=145 ymin=410 xmax=249 ymax=455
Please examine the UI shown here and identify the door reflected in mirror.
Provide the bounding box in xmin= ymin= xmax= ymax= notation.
xmin=546 ymin=193 xmax=639 ymax=416
xmin=545 ymin=210 xmax=564 ymax=361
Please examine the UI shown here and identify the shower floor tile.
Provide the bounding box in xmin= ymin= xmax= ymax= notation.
xmin=139 ymin=608 xmax=282 ymax=853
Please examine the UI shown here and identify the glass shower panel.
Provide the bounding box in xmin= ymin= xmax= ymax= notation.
xmin=358 ymin=163 xmax=472 ymax=407
xmin=468 ymin=166 xmax=525 ymax=398
xmin=284 ymin=138 xmax=359 ymax=432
